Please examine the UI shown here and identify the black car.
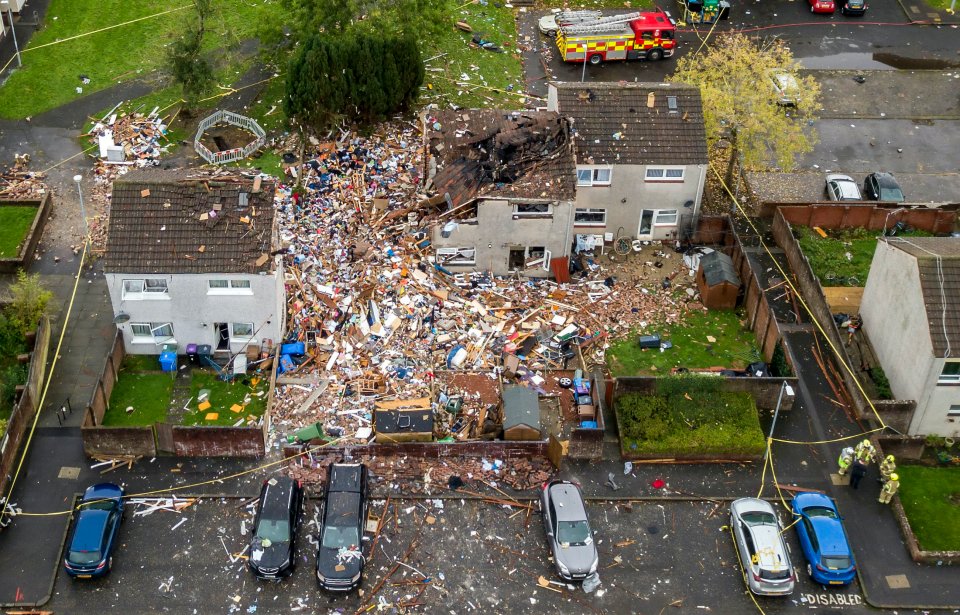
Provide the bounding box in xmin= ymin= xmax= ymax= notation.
xmin=840 ymin=0 xmax=867 ymax=14
xmin=863 ymin=172 xmax=905 ymax=202
xmin=249 ymin=476 xmax=304 ymax=580
xmin=64 ymin=483 xmax=125 ymax=579
xmin=316 ymin=463 xmax=368 ymax=592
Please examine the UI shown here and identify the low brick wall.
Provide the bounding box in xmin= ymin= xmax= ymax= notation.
xmin=284 ymin=440 xmax=548 ymax=460
xmin=172 ymin=426 xmax=265 ymax=457
xmin=0 ymin=195 xmax=51 ymax=274
xmin=615 ymin=376 xmax=798 ymax=412
xmin=876 ymin=435 xmax=925 ymax=460
xmin=873 ymin=400 xmax=917 ymax=434
xmin=80 ymin=421 xmax=157 ymax=457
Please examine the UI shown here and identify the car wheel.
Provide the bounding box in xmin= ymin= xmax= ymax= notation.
xmin=648 ymin=48 xmax=663 ymax=61
xmin=558 ymin=377 xmax=573 ymax=389
xmin=589 ymin=54 xmax=602 ymax=65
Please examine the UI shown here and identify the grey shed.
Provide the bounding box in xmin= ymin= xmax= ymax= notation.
xmin=502 ymin=385 xmax=541 ymax=441
xmin=696 ymin=251 xmax=741 ymax=309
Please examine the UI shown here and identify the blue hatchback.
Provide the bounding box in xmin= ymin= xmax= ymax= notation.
xmin=64 ymin=483 xmax=125 ymax=579
xmin=791 ymin=492 xmax=856 ymax=586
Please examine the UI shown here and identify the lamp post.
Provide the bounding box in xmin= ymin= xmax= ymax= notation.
xmin=73 ymin=174 xmax=89 ymax=250
xmin=764 ymin=381 xmax=795 ymax=462
xmin=1 ymin=0 xmax=21 ymax=68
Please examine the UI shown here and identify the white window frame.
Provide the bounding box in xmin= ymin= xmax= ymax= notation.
xmin=939 ymin=361 xmax=960 ymax=385
xmin=436 ymin=247 xmax=476 ymax=266
xmin=231 ymin=322 xmax=255 ymax=340
xmin=574 ymin=208 xmax=607 ymax=226
xmin=122 ymin=278 xmax=169 ymax=300
xmin=130 ymin=322 xmax=175 ymax=344
xmin=512 ymin=202 xmax=553 ymax=217
xmin=653 ymin=209 xmax=679 ymax=226
xmin=207 ymin=278 xmax=254 ymax=295
xmin=576 ymin=167 xmax=613 ymax=187
xmin=948 ymin=404 xmax=960 ymax=417
xmin=644 ymin=166 xmax=686 ymax=182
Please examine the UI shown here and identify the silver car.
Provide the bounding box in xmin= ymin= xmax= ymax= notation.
xmin=730 ymin=498 xmax=795 ymax=596
xmin=770 ymin=70 xmax=800 ymax=106
xmin=826 ymin=174 xmax=862 ymax=201
xmin=540 ymin=480 xmax=598 ymax=581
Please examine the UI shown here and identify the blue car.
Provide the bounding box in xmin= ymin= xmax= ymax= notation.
xmin=64 ymin=483 xmax=125 ymax=578
xmin=791 ymin=492 xmax=856 ymax=586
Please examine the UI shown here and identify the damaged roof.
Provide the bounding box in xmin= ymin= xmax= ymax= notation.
xmin=425 ymin=109 xmax=576 ymax=208
xmin=882 ymin=237 xmax=960 ymax=357
xmin=551 ymin=82 xmax=708 ymax=166
xmin=104 ymin=169 xmax=277 ymax=274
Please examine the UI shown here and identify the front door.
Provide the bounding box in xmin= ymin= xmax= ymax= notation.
xmin=638 ymin=209 xmax=655 ymax=239
xmin=215 ymin=323 xmax=230 ymax=351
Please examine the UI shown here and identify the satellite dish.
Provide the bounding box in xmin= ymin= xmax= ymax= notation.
xmin=113 ymin=313 xmax=131 ymax=324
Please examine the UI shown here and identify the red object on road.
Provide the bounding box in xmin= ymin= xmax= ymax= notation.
xmin=808 ymin=0 xmax=836 ymax=13
xmin=651 ymin=478 xmax=665 ymax=489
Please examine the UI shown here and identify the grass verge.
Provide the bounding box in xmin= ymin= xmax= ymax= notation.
xmin=0 ymin=0 xmax=279 ymax=119
xmin=182 ymin=371 xmax=267 ymax=426
xmin=615 ymin=376 xmax=766 ymax=457
xmin=101 ymin=371 xmax=173 ymax=426
xmin=795 ymin=226 xmax=931 ymax=287
xmin=607 ymin=309 xmax=759 ymax=376
xmin=0 ymin=206 xmax=39 ymax=258
xmin=897 ymin=465 xmax=960 ymax=552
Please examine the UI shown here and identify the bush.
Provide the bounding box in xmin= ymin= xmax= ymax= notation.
xmin=770 ymin=341 xmax=793 ymax=377
xmin=5 ymin=270 xmax=52 ymax=336
xmin=869 ymin=367 xmax=892 ymax=400
xmin=0 ymin=363 xmax=27 ymax=408
xmin=616 ymin=377 xmax=766 ymax=457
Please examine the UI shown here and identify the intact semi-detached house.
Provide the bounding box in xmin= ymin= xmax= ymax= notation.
xmin=103 ymin=169 xmax=285 ymax=356
xmin=424 ymin=109 xmax=577 ymax=278
xmin=546 ymin=82 xmax=708 ymax=246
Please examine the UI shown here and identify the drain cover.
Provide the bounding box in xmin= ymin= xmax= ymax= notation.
xmin=58 ymin=466 xmax=80 ymax=479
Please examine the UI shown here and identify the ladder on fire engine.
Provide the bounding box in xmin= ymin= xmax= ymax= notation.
xmin=560 ymin=12 xmax=642 ymax=34
xmin=554 ymin=9 xmax=603 ymax=24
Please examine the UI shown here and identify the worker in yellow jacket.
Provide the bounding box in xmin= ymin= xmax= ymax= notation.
xmin=879 ymin=454 xmax=896 ymax=484
xmin=879 ymin=473 xmax=900 ymax=504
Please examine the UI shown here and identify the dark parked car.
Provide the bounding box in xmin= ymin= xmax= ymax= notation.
xmin=840 ymin=0 xmax=867 ymax=15
xmin=249 ymin=476 xmax=304 ymax=580
xmin=791 ymin=492 xmax=856 ymax=586
xmin=863 ymin=172 xmax=905 ymax=202
xmin=64 ymin=483 xmax=125 ymax=579
xmin=316 ymin=463 xmax=368 ymax=592
xmin=540 ymin=480 xmax=598 ymax=581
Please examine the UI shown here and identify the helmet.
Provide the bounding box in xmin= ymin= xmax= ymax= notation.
xmin=861 ymin=439 xmax=870 ymax=447
xmin=890 ymin=473 xmax=899 ymax=481
xmin=886 ymin=455 xmax=895 ymax=463
xmin=842 ymin=447 xmax=854 ymax=455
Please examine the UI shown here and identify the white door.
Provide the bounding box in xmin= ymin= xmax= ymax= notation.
xmin=638 ymin=209 xmax=655 ymax=239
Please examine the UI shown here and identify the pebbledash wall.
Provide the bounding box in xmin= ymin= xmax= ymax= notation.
xmin=105 ymin=269 xmax=285 ymax=356
xmin=80 ymin=332 xmax=270 ymax=457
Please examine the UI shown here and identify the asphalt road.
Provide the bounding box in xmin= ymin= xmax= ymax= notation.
xmin=47 ymin=496 xmax=875 ymax=615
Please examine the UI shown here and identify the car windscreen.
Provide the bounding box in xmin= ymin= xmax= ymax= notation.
xmin=322 ymin=525 xmax=360 ymax=549
xmin=69 ymin=550 xmax=102 ymax=565
xmin=740 ymin=511 xmax=777 ymax=525
xmin=82 ymin=499 xmax=115 ymax=511
xmin=557 ymin=520 xmax=591 ymax=545
xmin=255 ymin=518 xmax=290 ymax=544
xmin=821 ymin=555 xmax=851 ymax=569
xmin=803 ymin=506 xmax=838 ymax=520
xmin=881 ymin=188 xmax=904 ymax=201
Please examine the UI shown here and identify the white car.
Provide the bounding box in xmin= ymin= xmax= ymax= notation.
xmin=770 ymin=70 xmax=800 ymax=107
xmin=730 ymin=498 xmax=796 ymax=596
xmin=825 ymin=174 xmax=862 ymax=201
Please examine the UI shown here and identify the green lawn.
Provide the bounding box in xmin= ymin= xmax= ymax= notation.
xmin=615 ymin=378 xmax=767 ymax=457
xmin=0 ymin=206 xmax=39 ymax=258
xmin=795 ymin=226 xmax=931 ymax=287
xmin=897 ymin=465 xmax=960 ymax=552
xmin=101 ymin=372 xmax=173 ymax=426
xmin=0 ymin=0 xmax=280 ymax=119
xmin=182 ymin=371 xmax=267 ymax=426
xmin=607 ymin=309 xmax=760 ymax=376
xmin=422 ymin=1 xmax=526 ymax=109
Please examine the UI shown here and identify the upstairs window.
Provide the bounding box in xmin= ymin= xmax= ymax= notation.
xmin=577 ymin=167 xmax=612 ymax=187
xmin=122 ymin=278 xmax=168 ymax=299
xmin=513 ymin=203 xmax=552 ymax=217
xmin=645 ymin=167 xmax=685 ymax=182
xmin=939 ymin=362 xmax=960 ymax=385
xmin=208 ymin=279 xmax=253 ymax=294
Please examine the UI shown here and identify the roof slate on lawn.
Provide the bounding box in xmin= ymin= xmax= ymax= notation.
xmin=551 ymin=82 xmax=708 ymax=166
xmin=104 ymin=169 xmax=277 ymax=274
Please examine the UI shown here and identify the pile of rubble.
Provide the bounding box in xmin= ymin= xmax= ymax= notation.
xmin=267 ymin=124 xmax=702 ymax=448
xmin=0 ymin=154 xmax=47 ymax=199
xmin=86 ymin=103 xmax=171 ymax=165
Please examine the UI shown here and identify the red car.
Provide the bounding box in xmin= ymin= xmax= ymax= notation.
xmin=808 ymin=0 xmax=835 ymax=12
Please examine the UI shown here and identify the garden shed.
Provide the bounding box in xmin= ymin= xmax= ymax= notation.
xmin=502 ymin=385 xmax=542 ymax=441
xmin=696 ymin=250 xmax=740 ymax=309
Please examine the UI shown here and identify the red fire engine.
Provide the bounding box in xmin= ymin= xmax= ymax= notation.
xmin=557 ymin=8 xmax=677 ymax=64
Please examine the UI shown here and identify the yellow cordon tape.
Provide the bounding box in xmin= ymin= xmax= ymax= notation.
xmin=727 ymin=524 xmax=770 ymax=615
xmin=710 ymin=163 xmax=888 ymax=431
